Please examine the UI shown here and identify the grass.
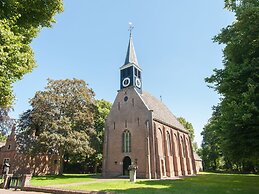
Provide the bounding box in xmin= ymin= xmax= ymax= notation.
xmin=31 ymin=172 xmax=259 ymax=194
xmin=30 ymin=174 xmax=100 ymax=186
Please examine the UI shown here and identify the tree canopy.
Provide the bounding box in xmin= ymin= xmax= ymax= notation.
xmin=84 ymin=99 xmax=112 ymax=173
xmin=177 ymin=117 xmax=198 ymax=152
xmin=93 ymin=100 xmax=112 ymax=155
xmin=202 ymin=0 xmax=259 ymax=172
xmin=0 ymin=0 xmax=63 ymax=107
xmin=17 ymin=79 xmax=96 ymax=174
xmin=62 ymin=99 xmax=112 ymax=174
xmin=177 ymin=117 xmax=195 ymax=142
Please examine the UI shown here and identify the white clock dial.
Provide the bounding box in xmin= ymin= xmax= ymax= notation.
xmin=122 ymin=77 xmax=130 ymax=87
xmin=135 ymin=78 xmax=141 ymax=88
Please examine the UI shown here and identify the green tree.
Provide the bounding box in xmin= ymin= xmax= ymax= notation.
xmin=177 ymin=117 xmax=199 ymax=152
xmin=201 ymin=108 xmax=225 ymax=171
xmin=17 ymin=79 xmax=96 ymax=175
xmin=177 ymin=117 xmax=195 ymax=142
xmin=61 ymin=99 xmax=112 ymax=174
xmin=205 ymin=0 xmax=259 ymax=172
xmin=0 ymin=0 xmax=63 ymax=107
xmin=91 ymin=99 xmax=112 ymax=172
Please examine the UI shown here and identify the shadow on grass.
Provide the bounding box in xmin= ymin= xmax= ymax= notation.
xmin=100 ymin=173 xmax=259 ymax=194
xmin=102 ymin=188 xmax=175 ymax=194
xmin=32 ymin=173 xmax=259 ymax=194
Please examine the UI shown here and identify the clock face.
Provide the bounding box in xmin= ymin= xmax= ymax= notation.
xmin=135 ymin=78 xmax=141 ymax=88
xmin=122 ymin=77 xmax=130 ymax=87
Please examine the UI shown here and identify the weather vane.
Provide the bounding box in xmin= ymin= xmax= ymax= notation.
xmin=128 ymin=22 xmax=134 ymax=34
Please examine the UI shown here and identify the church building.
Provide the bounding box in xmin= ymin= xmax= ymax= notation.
xmin=102 ymin=31 xmax=197 ymax=179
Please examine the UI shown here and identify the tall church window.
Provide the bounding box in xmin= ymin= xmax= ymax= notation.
xmin=170 ymin=131 xmax=174 ymax=156
xmin=145 ymin=120 xmax=149 ymax=129
xmin=122 ymin=130 xmax=131 ymax=153
xmin=174 ymin=134 xmax=178 ymax=156
xmin=181 ymin=137 xmax=186 ymax=158
xmin=166 ymin=131 xmax=172 ymax=155
xmin=185 ymin=138 xmax=189 ymax=157
xmin=157 ymin=128 xmax=164 ymax=156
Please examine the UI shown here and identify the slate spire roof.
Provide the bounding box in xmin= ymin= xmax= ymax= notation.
xmin=123 ymin=33 xmax=139 ymax=67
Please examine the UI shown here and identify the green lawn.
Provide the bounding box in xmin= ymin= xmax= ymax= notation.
xmin=30 ymin=174 xmax=100 ymax=186
xmin=31 ymin=172 xmax=259 ymax=194
xmin=64 ymin=172 xmax=259 ymax=194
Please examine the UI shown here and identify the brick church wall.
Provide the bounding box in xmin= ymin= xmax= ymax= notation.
xmin=153 ymin=121 xmax=195 ymax=178
xmin=103 ymin=87 xmax=197 ymax=179
xmin=103 ymin=88 xmax=152 ymax=178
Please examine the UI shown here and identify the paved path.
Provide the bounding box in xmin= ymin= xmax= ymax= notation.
xmin=0 ymin=189 xmax=47 ymax=194
xmin=48 ymin=177 xmax=181 ymax=188
xmin=44 ymin=177 xmax=181 ymax=188
xmin=48 ymin=178 xmax=130 ymax=188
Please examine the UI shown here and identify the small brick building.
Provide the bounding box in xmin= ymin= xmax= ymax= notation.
xmin=194 ymin=152 xmax=203 ymax=173
xmin=102 ymin=32 xmax=197 ymax=179
xmin=0 ymin=127 xmax=60 ymax=176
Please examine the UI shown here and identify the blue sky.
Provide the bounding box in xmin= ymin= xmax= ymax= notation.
xmin=11 ymin=0 xmax=234 ymax=146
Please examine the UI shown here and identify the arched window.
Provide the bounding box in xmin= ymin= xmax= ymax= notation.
xmin=166 ymin=131 xmax=172 ymax=155
xmin=181 ymin=137 xmax=186 ymax=157
xmin=174 ymin=134 xmax=178 ymax=156
xmin=122 ymin=130 xmax=131 ymax=153
xmin=185 ymin=138 xmax=189 ymax=157
xmin=157 ymin=128 xmax=164 ymax=155
xmin=145 ymin=120 xmax=149 ymax=129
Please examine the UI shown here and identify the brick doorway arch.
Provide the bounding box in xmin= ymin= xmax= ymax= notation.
xmin=123 ymin=156 xmax=131 ymax=176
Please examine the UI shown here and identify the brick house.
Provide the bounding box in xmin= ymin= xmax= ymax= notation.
xmin=0 ymin=126 xmax=60 ymax=176
xmin=194 ymin=152 xmax=203 ymax=173
xmin=102 ymin=32 xmax=197 ymax=179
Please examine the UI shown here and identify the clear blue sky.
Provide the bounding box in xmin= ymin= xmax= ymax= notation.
xmin=11 ymin=0 xmax=234 ymax=146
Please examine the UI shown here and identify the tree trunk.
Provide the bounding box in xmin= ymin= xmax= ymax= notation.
xmin=59 ymin=153 xmax=64 ymax=175
xmin=94 ymin=162 xmax=98 ymax=173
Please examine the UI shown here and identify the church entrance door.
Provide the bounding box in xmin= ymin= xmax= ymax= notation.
xmin=123 ymin=156 xmax=131 ymax=176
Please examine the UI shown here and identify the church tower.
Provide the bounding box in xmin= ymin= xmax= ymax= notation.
xmin=102 ymin=29 xmax=197 ymax=179
xmin=120 ymin=32 xmax=142 ymax=93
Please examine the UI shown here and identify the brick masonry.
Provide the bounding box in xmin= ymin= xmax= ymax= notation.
xmin=0 ymin=129 xmax=60 ymax=176
xmin=102 ymin=87 xmax=197 ymax=179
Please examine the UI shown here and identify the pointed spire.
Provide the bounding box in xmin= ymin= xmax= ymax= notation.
xmin=123 ymin=27 xmax=139 ymax=67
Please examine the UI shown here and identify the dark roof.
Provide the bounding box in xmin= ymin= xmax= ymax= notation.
xmin=122 ymin=34 xmax=139 ymax=67
xmin=140 ymin=91 xmax=188 ymax=133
